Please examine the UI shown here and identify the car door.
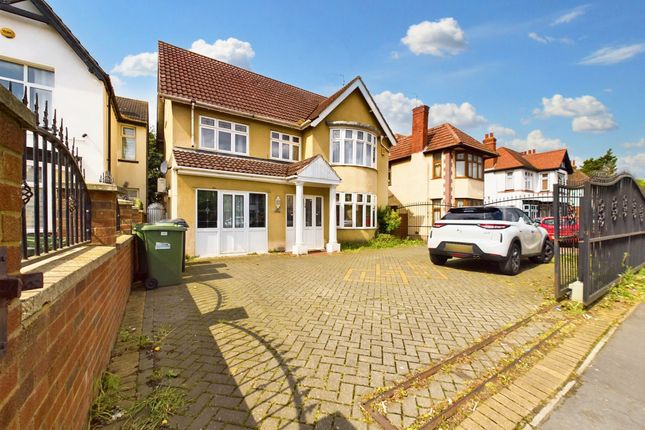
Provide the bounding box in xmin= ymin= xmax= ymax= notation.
xmin=517 ymin=210 xmax=541 ymax=254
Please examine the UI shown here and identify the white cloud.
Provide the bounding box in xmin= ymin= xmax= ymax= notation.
xmin=508 ymin=129 xmax=565 ymax=152
xmin=528 ymin=32 xmax=573 ymax=45
xmin=111 ymin=51 xmax=158 ymax=77
xmin=428 ymin=102 xmax=486 ymax=128
xmin=580 ymin=43 xmax=645 ymax=65
xmin=110 ymin=75 xmax=125 ymax=90
xmin=552 ymin=4 xmax=589 ymax=26
xmin=189 ymin=37 xmax=255 ymax=68
xmin=618 ymin=153 xmax=645 ymax=178
xmin=373 ymin=91 xmax=422 ymax=134
xmin=401 ymin=17 xmax=466 ymax=57
xmin=536 ymin=94 xmax=617 ymax=132
xmin=622 ymin=138 xmax=645 ymax=149
xmin=489 ymin=124 xmax=517 ymax=139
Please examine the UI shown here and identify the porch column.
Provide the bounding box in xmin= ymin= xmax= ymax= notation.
xmin=326 ymin=185 xmax=340 ymax=252
xmin=292 ymin=180 xmax=308 ymax=255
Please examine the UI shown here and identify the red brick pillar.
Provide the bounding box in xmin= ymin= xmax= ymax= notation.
xmin=118 ymin=199 xmax=133 ymax=234
xmin=87 ymin=183 xmax=118 ymax=246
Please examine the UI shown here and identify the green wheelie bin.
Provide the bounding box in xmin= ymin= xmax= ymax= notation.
xmin=133 ymin=222 xmax=187 ymax=289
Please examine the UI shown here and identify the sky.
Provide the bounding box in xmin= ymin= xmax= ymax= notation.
xmin=49 ymin=0 xmax=645 ymax=177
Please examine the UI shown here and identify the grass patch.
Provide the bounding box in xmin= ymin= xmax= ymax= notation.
xmin=606 ymin=267 xmax=645 ymax=304
xmin=341 ymin=234 xmax=424 ymax=252
xmin=89 ymin=372 xmax=122 ymax=427
xmin=122 ymin=385 xmax=188 ymax=430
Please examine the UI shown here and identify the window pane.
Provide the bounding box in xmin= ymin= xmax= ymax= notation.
xmin=356 ymin=141 xmax=364 ymax=165
xmin=0 ymin=79 xmax=24 ymax=100
xmin=345 ymin=193 xmax=352 ymax=202
xmin=30 ymin=88 xmax=52 ymax=121
xmin=366 ymin=145 xmax=372 ymax=167
xmin=271 ymin=141 xmax=280 ymax=158
xmin=0 ymin=60 xmax=22 ymax=80
xmin=344 ymin=140 xmax=354 ymax=164
xmin=271 ymin=131 xmax=280 ymax=139
xmin=234 ymin=195 xmax=244 ymax=228
xmin=336 ymin=203 xmax=341 ymax=227
xmin=219 ymin=121 xmax=231 ymax=129
xmin=201 ymin=128 xmax=215 ymax=148
xmin=235 ymin=124 xmax=247 ymax=133
xmin=201 ymin=117 xmax=215 ymax=126
xmin=223 ymin=194 xmax=233 ymax=228
xmin=332 ymin=130 xmax=340 ymax=139
xmin=367 ymin=134 xmax=372 ymax=143
xmin=357 ymin=131 xmax=364 ymax=140
xmin=235 ymin=134 xmax=247 ymax=153
xmin=281 ymin=143 xmax=290 ymax=160
xmin=249 ymin=193 xmax=266 ymax=228
xmin=292 ymin=137 xmax=299 ymax=143
xmin=122 ymin=137 xmax=135 ymax=160
xmin=315 ymin=197 xmax=322 ymax=227
xmin=456 ymin=160 xmax=465 ymax=176
xmin=366 ymin=204 xmax=373 ymax=227
xmin=218 ymin=131 xmax=231 ymax=151
xmin=345 ymin=130 xmax=353 ymax=139
xmin=292 ymin=145 xmax=299 ymax=161
xmin=343 ymin=204 xmax=353 ymax=227
xmin=457 ymin=153 xmax=465 ymax=160
xmin=27 ymin=67 xmax=54 ymax=86
xmin=305 ymin=199 xmax=313 ymax=227
xmin=197 ymin=190 xmax=217 ymax=228
xmin=332 ymin=141 xmax=341 ymax=163
xmin=356 ymin=204 xmax=364 ymax=227
xmin=122 ymin=127 xmax=135 ymax=137
xmin=286 ymin=195 xmax=294 ymax=227
xmin=357 ymin=194 xmax=363 ymax=203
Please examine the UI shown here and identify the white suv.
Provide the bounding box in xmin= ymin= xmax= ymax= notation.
xmin=428 ymin=206 xmax=553 ymax=275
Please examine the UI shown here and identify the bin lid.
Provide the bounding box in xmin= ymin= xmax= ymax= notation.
xmin=159 ymin=218 xmax=189 ymax=228
xmin=138 ymin=223 xmax=187 ymax=232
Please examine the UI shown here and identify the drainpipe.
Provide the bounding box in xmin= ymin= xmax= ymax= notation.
xmin=190 ymin=100 xmax=195 ymax=147
xmin=107 ymin=96 xmax=112 ymax=174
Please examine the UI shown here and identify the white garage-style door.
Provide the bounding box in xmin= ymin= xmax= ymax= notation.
xmin=195 ymin=189 xmax=268 ymax=257
xmin=285 ymin=194 xmax=324 ymax=252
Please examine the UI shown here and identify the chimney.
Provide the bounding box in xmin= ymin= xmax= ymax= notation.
xmin=483 ymin=132 xmax=497 ymax=153
xmin=411 ymin=105 xmax=429 ymax=153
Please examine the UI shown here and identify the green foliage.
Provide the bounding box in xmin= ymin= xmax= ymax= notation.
xmin=607 ymin=267 xmax=645 ymax=304
xmin=89 ymin=372 xmax=122 ymax=427
xmin=580 ymin=149 xmax=617 ymax=177
xmin=123 ymin=385 xmax=188 ymax=430
xmin=341 ymin=234 xmax=423 ymax=252
xmin=636 ymin=178 xmax=645 ymax=188
xmin=147 ymin=131 xmax=164 ymax=204
xmin=377 ymin=206 xmax=401 ymax=234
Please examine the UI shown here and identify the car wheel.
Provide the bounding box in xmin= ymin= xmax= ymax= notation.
xmin=430 ymin=253 xmax=448 ymax=266
xmin=538 ymin=240 xmax=554 ymax=263
xmin=499 ymin=242 xmax=521 ymax=275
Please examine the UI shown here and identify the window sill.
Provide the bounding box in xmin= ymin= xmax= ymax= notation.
xmin=337 ymin=227 xmax=377 ymax=230
xmin=330 ymin=163 xmax=377 ymax=171
xmin=455 ymin=176 xmax=484 ymax=181
xmin=198 ymin=146 xmax=249 ymax=157
xmin=118 ymin=158 xmax=138 ymax=164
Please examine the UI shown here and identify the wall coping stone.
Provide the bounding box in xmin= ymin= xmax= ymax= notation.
xmin=19 ymin=235 xmax=133 ymax=326
xmin=87 ymin=182 xmax=118 ymax=192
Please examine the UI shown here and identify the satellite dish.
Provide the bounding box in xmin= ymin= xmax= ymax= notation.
xmin=160 ymin=160 xmax=168 ymax=174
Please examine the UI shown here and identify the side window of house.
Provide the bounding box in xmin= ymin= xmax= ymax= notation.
xmin=199 ymin=116 xmax=248 ymax=155
xmin=270 ymin=132 xmax=300 ymax=161
xmin=121 ymin=126 xmax=136 ymax=160
xmin=0 ymin=59 xmax=54 ymax=122
xmin=433 ymin=153 xmax=442 ymax=178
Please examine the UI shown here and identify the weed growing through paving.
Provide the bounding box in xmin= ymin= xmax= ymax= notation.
xmin=606 ymin=267 xmax=645 ymax=304
xmin=89 ymin=372 xmax=122 ymax=427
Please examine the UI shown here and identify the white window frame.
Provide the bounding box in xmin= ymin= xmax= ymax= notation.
xmin=523 ymin=171 xmax=533 ymax=190
xmin=270 ymin=131 xmax=300 ymax=161
xmin=541 ymin=173 xmax=550 ymax=191
xmin=335 ymin=191 xmax=377 ymax=229
xmin=121 ymin=126 xmax=136 ymax=160
xmin=199 ymin=115 xmax=249 ymax=155
xmin=329 ymin=128 xmax=377 ymax=169
xmin=0 ymin=58 xmax=54 ymax=118
xmin=505 ymin=171 xmax=514 ymax=190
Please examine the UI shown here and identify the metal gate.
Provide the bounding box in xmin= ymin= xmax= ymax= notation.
xmin=553 ymin=183 xmax=584 ymax=300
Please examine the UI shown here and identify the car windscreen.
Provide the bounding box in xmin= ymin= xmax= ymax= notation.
xmin=442 ymin=207 xmax=503 ymax=221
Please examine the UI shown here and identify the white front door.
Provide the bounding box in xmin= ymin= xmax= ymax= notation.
xmin=221 ymin=192 xmax=247 ymax=254
xmin=286 ymin=194 xmax=324 ymax=251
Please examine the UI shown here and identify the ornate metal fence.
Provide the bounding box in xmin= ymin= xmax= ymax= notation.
xmin=552 ymin=184 xmax=584 ymax=300
xmin=578 ymin=174 xmax=645 ymax=305
xmin=21 ymin=94 xmax=91 ymax=259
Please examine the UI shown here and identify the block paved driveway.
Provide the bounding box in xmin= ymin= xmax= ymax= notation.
xmin=144 ymin=246 xmax=551 ymax=430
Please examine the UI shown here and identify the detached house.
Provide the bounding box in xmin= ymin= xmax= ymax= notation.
xmin=484 ymin=139 xmax=574 ymax=219
xmin=388 ymin=105 xmax=497 ymax=233
xmin=157 ymin=42 xmax=395 ymax=257
xmin=0 ymin=0 xmax=148 ymax=204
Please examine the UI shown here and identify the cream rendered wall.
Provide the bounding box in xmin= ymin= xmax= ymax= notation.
xmin=389 ymin=153 xmax=432 ymax=205
xmin=110 ymin=107 xmax=148 ymax=207
xmin=453 ymin=178 xmax=484 ymax=200
xmin=0 ymin=11 xmax=108 ymax=182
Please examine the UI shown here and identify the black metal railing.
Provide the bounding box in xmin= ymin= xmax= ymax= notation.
xmin=552 ymin=184 xmax=584 ymax=300
xmin=20 ymin=92 xmax=91 ymax=260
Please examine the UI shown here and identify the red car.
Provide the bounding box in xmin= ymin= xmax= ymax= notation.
xmin=539 ymin=216 xmax=579 ymax=244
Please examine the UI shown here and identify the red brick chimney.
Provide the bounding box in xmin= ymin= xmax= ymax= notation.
xmin=411 ymin=105 xmax=429 ymax=153
xmin=483 ymin=132 xmax=497 ymax=153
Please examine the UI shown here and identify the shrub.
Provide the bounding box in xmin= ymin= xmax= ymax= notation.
xmin=377 ymin=207 xmax=401 ymax=234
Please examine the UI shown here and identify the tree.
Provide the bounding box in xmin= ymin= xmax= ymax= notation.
xmin=580 ymin=149 xmax=617 ymax=177
xmin=377 ymin=207 xmax=401 ymax=234
xmin=147 ymin=130 xmax=164 ymax=204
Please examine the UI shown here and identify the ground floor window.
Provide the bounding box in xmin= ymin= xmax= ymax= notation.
xmin=197 ymin=190 xmax=218 ymax=228
xmin=335 ymin=192 xmax=376 ymax=229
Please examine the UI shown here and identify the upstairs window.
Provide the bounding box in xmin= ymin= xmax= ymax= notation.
xmin=523 ymin=171 xmax=533 ymax=190
xmin=121 ymin=126 xmax=136 ymax=160
xmin=432 ymin=153 xmax=442 ymax=178
xmin=330 ymin=129 xmax=376 ymax=168
xmin=456 ymin=152 xmax=483 ymax=179
xmin=542 ymin=173 xmax=549 ymax=191
xmin=270 ymin=131 xmax=300 ymax=161
xmin=505 ymin=171 xmax=514 ymax=190
xmin=199 ymin=116 xmax=248 ymax=155
xmin=0 ymin=59 xmax=54 ymax=122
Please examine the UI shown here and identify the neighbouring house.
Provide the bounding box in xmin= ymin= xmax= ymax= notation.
xmin=567 ymin=162 xmax=590 ymax=186
xmin=483 ymin=137 xmax=574 ymax=219
xmin=0 ymin=0 xmax=148 ymax=205
xmin=157 ymin=41 xmax=395 ymax=256
xmin=388 ymin=105 xmax=498 ymax=233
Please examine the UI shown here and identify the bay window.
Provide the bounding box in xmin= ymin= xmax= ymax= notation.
xmin=335 ymin=192 xmax=376 ymax=229
xmin=199 ymin=116 xmax=248 ymax=155
xmin=270 ymin=131 xmax=300 ymax=161
xmin=330 ymin=128 xmax=376 ymax=168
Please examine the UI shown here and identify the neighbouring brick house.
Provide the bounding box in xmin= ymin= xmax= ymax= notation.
xmin=388 ymin=105 xmax=498 ymax=230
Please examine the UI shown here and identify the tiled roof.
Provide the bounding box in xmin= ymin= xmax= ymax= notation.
xmin=568 ymin=169 xmax=590 ymax=185
xmin=159 ymin=41 xmax=336 ymax=125
xmin=173 ymin=148 xmax=317 ymax=178
xmin=115 ymin=96 xmax=148 ymax=125
xmin=485 ymin=148 xmax=571 ymax=172
xmin=390 ymin=123 xmax=497 ymax=161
